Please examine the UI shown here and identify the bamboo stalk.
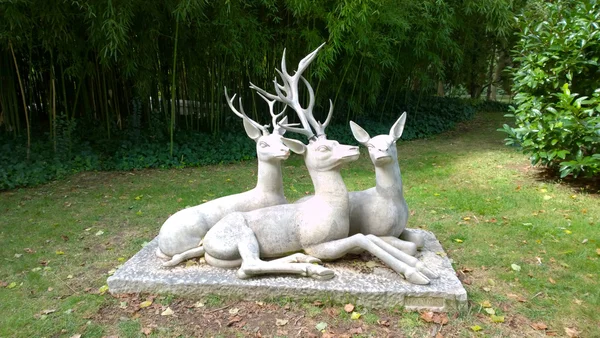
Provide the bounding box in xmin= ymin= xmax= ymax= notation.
xmin=170 ymin=19 xmax=180 ymax=156
xmin=9 ymin=41 xmax=31 ymax=160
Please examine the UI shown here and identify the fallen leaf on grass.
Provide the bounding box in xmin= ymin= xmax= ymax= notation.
xmin=564 ymin=327 xmax=580 ymax=337
xmin=228 ymin=307 xmax=239 ymax=315
xmin=484 ymin=308 xmax=495 ymax=315
xmin=42 ymin=309 xmax=56 ymax=315
xmin=161 ymin=307 xmax=174 ymax=316
xmin=14 ymin=253 xmax=22 ymax=258
xmin=55 ymin=250 xmax=65 ymax=255
xmin=95 ymin=230 xmax=104 ymax=236
xmin=365 ymin=261 xmax=378 ymax=268
xmin=377 ymin=319 xmax=390 ymax=326
xmin=6 ymin=282 xmax=17 ymax=289
xmin=139 ymin=300 xmax=153 ymax=308
xmin=315 ymin=322 xmax=327 ymax=331
xmin=506 ymin=293 xmax=526 ymax=302
xmin=70 ymin=335 xmax=82 ymax=338
xmin=454 ymin=238 xmax=464 ymax=243
xmin=531 ymin=322 xmax=548 ymax=330
xmin=140 ymin=327 xmax=153 ymax=336
xmin=194 ymin=302 xmax=205 ymax=308
xmin=344 ymin=303 xmax=354 ymax=313
xmin=275 ymin=319 xmax=288 ymax=326
xmin=470 ymin=325 xmax=483 ymax=332
xmin=481 ymin=300 xmax=492 ymax=308
xmin=227 ymin=316 xmax=243 ymax=327
xmin=350 ymin=312 xmax=361 ymax=320
xmin=548 ymin=277 xmax=556 ymax=284
xmin=490 ymin=315 xmax=504 ymax=323
xmin=420 ymin=311 xmax=434 ymax=322
xmin=511 ymin=264 xmax=521 ymax=272
xmin=596 ymin=248 xmax=600 ymax=256
xmin=24 ymin=248 xmax=35 ymax=253
xmin=98 ymin=285 xmax=109 ymax=295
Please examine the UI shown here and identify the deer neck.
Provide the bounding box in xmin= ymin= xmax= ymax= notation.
xmin=255 ymin=159 xmax=284 ymax=194
xmin=375 ymin=160 xmax=403 ymax=199
xmin=309 ymin=169 xmax=348 ymax=200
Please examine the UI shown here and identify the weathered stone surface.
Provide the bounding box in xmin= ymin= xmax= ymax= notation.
xmin=108 ymin=229 xmax=467 ymax=312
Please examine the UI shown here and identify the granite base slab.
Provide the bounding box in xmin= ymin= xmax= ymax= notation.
xmin=108 ymin=230 xmax=467 ymax=312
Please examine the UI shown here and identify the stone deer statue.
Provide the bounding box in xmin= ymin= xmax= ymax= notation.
xmin=200 ymin=44 xmax=434 ymax=284
xmin=349 ymin=114 xmax=438 ymax=279
xmin=156 ymin=90 xmax=291 ymax=267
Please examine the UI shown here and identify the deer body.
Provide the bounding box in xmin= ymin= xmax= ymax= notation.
xmin=156 ymin=91 xmax=291 ymax=266
xmin=348 ymin=114 xmax=428 ymax=256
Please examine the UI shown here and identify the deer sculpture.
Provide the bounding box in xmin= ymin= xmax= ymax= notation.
xmin=200 ymin=43 xmax=434 ymax=284
xmin=156 ymin=90 xmax=292 ymax=267
xmin=348 ymin=114 xmax=438 ymax=279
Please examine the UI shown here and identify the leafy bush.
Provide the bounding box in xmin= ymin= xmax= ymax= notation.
xmin=503 ymin=1 xmax=600 ymax=178
xmin=0 ymin=95 xmax=481 ymax=190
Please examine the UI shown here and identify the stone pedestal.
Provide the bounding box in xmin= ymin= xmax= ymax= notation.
xmin=108 ymin=230 xmax=467 ymax=311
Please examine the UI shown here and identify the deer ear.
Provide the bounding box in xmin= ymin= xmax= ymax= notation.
xmin=243 ymin=119 xmax=262 ymax=141
xmin=281 ymin=137 xmax=306 ymax=155
xmin=276 ymin=116 xmax=288 ymax=136
xmin=350 ymin=121 xmax=370 ymax=145
xmin=389 ymin=112 xmax=407 ymax=142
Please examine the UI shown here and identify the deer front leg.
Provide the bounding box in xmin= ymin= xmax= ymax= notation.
xmin=367 ymin=235 xmax=438 ymax=279
xmin=379 ymin=237 xmax=418 ymax=256
xmin=304 ymin=234 xmax=430 ymax=285
xmin=399 ymin=229 xmax=425 ymax=249
xmin=235 ymin=235 xmax=334 ymax=280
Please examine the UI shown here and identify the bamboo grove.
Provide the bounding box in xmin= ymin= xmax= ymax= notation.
xmin=0 ymin=0 xmax=521 ymax=158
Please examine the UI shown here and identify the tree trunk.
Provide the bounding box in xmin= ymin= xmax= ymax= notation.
xmin=437 ymin=80 xmax=444 ymax=97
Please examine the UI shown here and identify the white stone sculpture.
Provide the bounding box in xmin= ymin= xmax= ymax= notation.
xmin=349 ymin=114 xmax=438 ymax=279
xmin=199 ymin=44 xmax=433 ymax=284
xmin=155 ymin=90 xmax=292 ymax=267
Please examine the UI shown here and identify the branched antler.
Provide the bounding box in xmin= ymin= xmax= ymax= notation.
xmin=224 ymin=87 xmax=268 ymax=135
xmin=249 ymin=43 xmax=333 ymax=141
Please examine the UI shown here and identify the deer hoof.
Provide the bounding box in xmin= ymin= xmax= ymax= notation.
xmin=416 ymin=262 xmax=439 ymax=279
xmin=236 ymin=268 xmax=252 ymax=279
xmin=297 ymin=254 xmax=322 ymax=264
xmin=309 ymin=266 xmax=335 ymax=280
xmin=404 ymin=268 xmax=430 ymax=285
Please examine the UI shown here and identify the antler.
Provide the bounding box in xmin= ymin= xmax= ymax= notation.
xmin=255 ymin=92 xmax=288 ymax=134
xmin=224 ymin=87 xmax=268 ymax=135
xmin=249 ymin=43 xmax=333 ymax=140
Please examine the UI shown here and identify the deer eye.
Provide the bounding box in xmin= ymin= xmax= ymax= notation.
xmin=259 ymin=141 xmax=269 ymax=148
xmin=316 ymin=145 xmax=330 ymax=152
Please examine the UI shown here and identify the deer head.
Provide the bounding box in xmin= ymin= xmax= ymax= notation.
xmin=350 ymin=112 xmax=407 ymax=166
xmin=250 ymin=44 xmax=359 ymax=171
xmin=225 ymin=87 xmax=293 ymax=162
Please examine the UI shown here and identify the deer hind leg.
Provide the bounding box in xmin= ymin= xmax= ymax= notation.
xmin=367 ymin=235 xmax=439 ymax=279
xmin=399 ymin=229 xmax=425 ymax=249
xmin=162 ymin=246 xmax=205 ymax=267
xmin=379 ymin=236 xmax=418 ymax=256
xmin=156 ymin=247 xmax=171 ymax=260
xmin=304 ymin=234 xmax=430 ymax=285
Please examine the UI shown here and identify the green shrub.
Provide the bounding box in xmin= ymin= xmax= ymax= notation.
xmin=503 ymin=1 xmax=600 ymax=178
xmin=0 ymin=95 xmax=480 ymax=190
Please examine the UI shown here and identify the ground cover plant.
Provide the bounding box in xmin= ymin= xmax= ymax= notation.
xmin=0 ymin=111 xmax=598 ymax=337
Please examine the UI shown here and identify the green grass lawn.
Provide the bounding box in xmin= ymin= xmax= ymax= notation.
xmin=1 ymin=111 xmax=598 ymax=337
